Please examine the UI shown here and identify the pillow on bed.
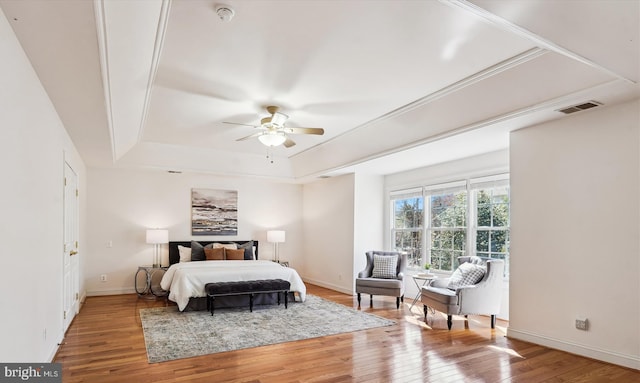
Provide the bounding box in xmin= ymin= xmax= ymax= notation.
xmin=204 ymin=247 xmax=225 ymax=260
xmin=213 ymin=242 xmax=238 ymax=250
xmin=225 ymin=248 xmax=245 ymax=260
xmin=237 ymin=241 xmax=255 ymax=260
xmin=190 ymin=241 xmax=206 ymax=261
xmin=177 ymin=245 xmax=192 ymax=263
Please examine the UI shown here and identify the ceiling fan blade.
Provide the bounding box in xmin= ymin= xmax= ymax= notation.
xmin=223 ymin=121 xmax=259 ymax=128
xmin=283 ymin=137 xmax=296 ymax=148
xmin=285 ymin=127 xmax=325 ymax=135
xmin=236 ymin=132 xmax=263 ymax=141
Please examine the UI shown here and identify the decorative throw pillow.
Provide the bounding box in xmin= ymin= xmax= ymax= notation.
xmin=213 ymin=243 xmax=238 ymax=250
xmin=467 ymin=256 xmax=485 ymax=265
xmin=371 ymin=254 xmax=398 ymax=279
xmin=204 ymin=247 xmax=225 ymax=260
xmin=237 ymin=241 xmax=254 ymax=260
xmin=225 ymin=248 xmax=245 ymax=260
xmin=447 ymin=262 xmax=486 ymax=290
xmin=177 ymin=245 xmax=192 ymax=263
xmin=190 ymin=241 xmax=206 ymax=261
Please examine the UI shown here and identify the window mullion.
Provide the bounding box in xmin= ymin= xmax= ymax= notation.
xmin=468 ymin=185 xmax=476 ymax=258
xmin=423 ymin=195 xmax=430 ymax=267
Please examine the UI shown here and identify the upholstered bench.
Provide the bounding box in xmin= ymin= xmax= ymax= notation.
xmin=205 ymin=279 xmax=291 ymax=316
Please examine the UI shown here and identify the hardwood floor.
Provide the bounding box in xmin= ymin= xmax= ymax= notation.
xmin=55 ymin=284 xmax=639 ymax=382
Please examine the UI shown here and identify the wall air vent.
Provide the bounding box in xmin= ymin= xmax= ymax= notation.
xmin=556 ymin=101 xmax=602 ymax=114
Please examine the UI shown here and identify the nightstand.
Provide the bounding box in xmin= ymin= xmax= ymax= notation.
xmin=135 ymin=265 xmax=168 ymax=298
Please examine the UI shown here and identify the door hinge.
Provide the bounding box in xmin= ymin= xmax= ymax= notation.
xmin=64 ymin=311 xmax=67 ymax=320
xmin=76 ymin=189 xmax=79 ymax=197
xmin=75 ymin=241 xmax=78 ymax=249
xmin=75 ymin=293 xmax=79 ymax=300
xmin=64 ymin=177 xmax=67 ymax=186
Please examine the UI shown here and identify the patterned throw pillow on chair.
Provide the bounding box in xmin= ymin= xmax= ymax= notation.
xmin=447 ymin=262 xmax=486 ymax=290
xmin=371 ymin=254 xmax=398 ymax=279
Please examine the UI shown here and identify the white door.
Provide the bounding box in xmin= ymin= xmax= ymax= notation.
xmin=63 ymin=161 xmax=79 ymax=333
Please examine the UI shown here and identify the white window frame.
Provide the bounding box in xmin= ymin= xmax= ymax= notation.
xmin=390 ymin=188 xmax=424 ymax=269
xmin=424 ymin=181 xmax=467 ymax=272
xmin=389 ymin=174 xmax=510 ymax=275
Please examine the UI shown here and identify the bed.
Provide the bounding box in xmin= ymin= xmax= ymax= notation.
xmin=160 ymin=240 xmax=307 ymax=311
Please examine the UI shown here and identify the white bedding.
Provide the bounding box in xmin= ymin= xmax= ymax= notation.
xmin=160 ymin=260 xmax=307 ymax=311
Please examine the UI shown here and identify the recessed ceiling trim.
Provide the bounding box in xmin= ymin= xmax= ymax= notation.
xmin=136 ymin=0 xmax=171 ymax=143
xmin=445 ymin=0 xmax=636 ymax=85
xmin=93 ymin=0 xmax=117 ymax=164
xmin=291 ymin=47 xmax=546 ymax=160
xmin=296 ymin=78 xmax=622 ymax=181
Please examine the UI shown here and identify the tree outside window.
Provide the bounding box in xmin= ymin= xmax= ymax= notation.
xmin=390 ymin=176 xmax=510 ymax=275
xmin=428 ymin=191 xmax=467 ymax=272
xmin=391 ymin=197 xmax=423 ymax=269
xmin=475 ymin=186 xmax=510 ymax=275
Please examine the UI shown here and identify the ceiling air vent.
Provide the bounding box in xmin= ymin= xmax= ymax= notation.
xmin=556 ymin=101 xmax=602 ymax=114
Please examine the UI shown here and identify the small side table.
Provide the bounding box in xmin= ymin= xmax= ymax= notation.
xmin=409 ymin=274 xmax=437 ymax=310
xmin=135 ymin=265 xmax=168 ymax=298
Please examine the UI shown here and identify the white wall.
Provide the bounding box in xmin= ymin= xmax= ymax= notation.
xmin=353 ymin=173 xmax=385 ymax=290
xmin=384 ymin=149 xmax=511 ymax=319
xmin=302 ymin=174 xmax=356 ymax=293
xmin=509 ymin=99 xmax=640 ymax=369
xmin=0 ymin=8 xmax=86 ymax=362
xmin=301 ymin=173 xmax=386 ymax=295
xmin=85 ymin=168 xmax=302 ymax=295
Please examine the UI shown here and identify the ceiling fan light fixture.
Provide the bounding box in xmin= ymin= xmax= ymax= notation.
xmin=270 ymin=112 xmax=288 ymax=127
xmin=258 ymin=131 xmax=287 ymax=147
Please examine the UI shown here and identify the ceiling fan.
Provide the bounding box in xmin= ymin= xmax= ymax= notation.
xmin=225 ymin=106 xmax=324 ymax=148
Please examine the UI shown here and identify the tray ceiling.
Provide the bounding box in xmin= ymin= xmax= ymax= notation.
xmin=1 ymin=0 xmax=637 ymax=181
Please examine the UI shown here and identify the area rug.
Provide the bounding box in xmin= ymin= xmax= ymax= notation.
xmin=139 ymin=294 xmax=395 ymax=363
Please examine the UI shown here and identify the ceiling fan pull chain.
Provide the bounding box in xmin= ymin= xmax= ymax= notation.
xmin=266 ymin=147 xmax=274 ymax=164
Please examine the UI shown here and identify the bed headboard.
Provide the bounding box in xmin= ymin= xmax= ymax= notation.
xmin=168 ymin=240 xmax=258 ymax=265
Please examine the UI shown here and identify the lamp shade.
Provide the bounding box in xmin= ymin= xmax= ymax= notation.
xmin=267 ymin=230 xmax=285 ymax=243
xmin=146 ymin=229 xmax=168 ymax=244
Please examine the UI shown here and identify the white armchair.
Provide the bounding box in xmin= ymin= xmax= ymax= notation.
xmin=421 ymin=256 xmax=504 ymax=330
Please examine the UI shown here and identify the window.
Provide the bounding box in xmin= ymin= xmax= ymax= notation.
xmin=390 ymin=175 xmax=509 ymax=275
xmin=473 ymin=179 xmax=510 ymax=275
xmin=426 ymin=183 xmax=467 ymax=272
xmin=390 ymin=189 xmax=423 ymax=269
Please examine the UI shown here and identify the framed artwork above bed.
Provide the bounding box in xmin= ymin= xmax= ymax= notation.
xmin=191 ymin=188 xmax=238 ymax=236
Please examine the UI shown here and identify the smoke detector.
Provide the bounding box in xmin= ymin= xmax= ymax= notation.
xmin=215 ymin=5 xmax=235 ymax=22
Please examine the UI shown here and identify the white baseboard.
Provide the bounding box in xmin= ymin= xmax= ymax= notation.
xmin=86 ymin=288 xmax=136 ymax=296
xmin=302 ymin=277 xmax=353 ymax=296
xmin=507 ymin=328 xmax=640 ymax=370
xmin=46 ymin=339 xmax=61 ymax=363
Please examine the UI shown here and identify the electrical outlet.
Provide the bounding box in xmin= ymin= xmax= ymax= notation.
xmin=100 ymin=274 xmax=107 ymax=282
xmin=575 ymin=318 xmax=588 ymax=330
